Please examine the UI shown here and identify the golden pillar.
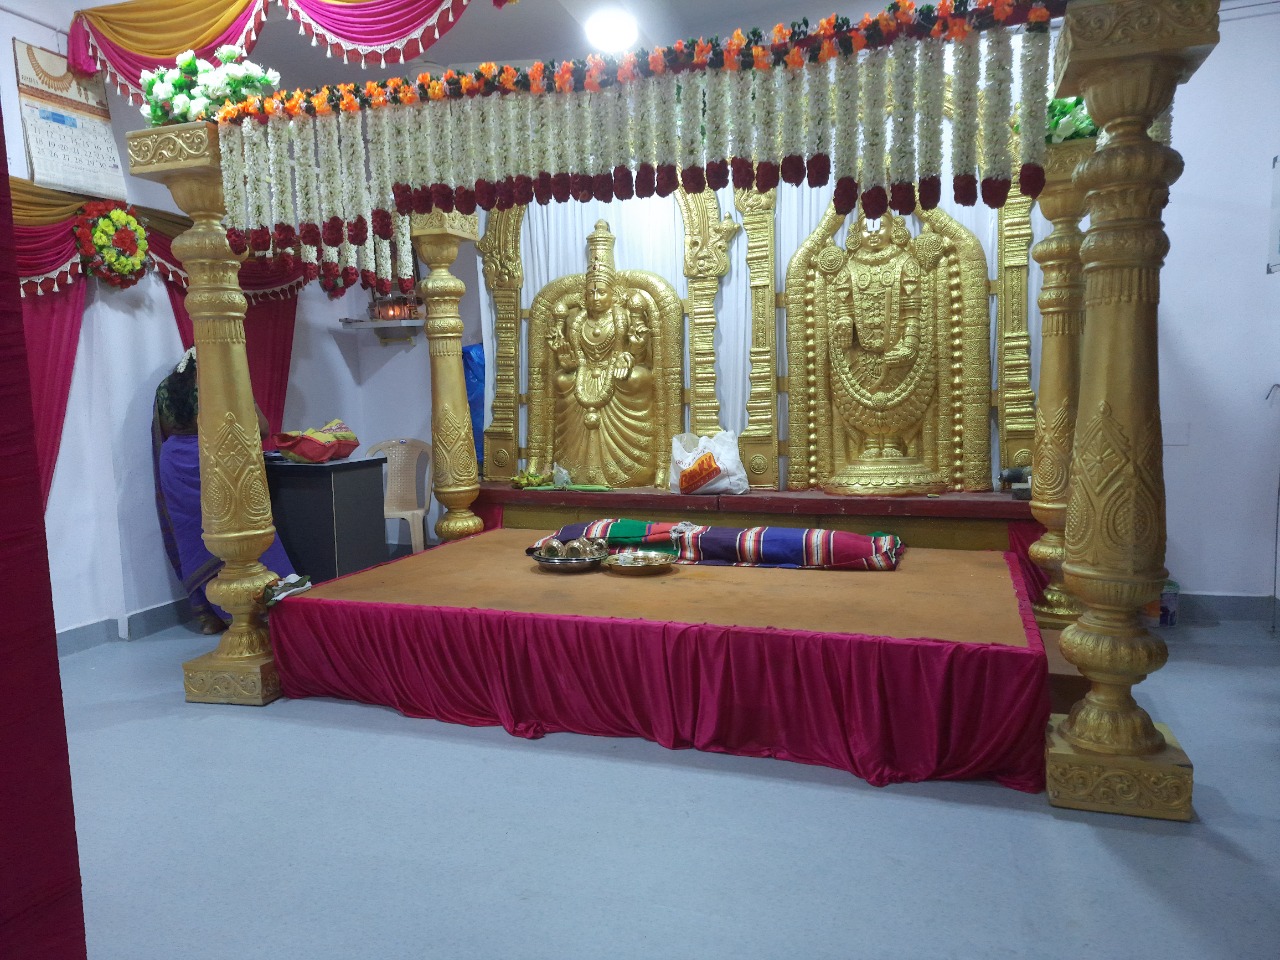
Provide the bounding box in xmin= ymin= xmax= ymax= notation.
xmin=411 ymin=211 xmax=483 ymax=541
xmin=994 ymin=192 xmax=1037 ymax=473
xmin=675 ymin=187 xmax=739 ymax=438
xmin=477 ymin=205 xmax=526 ymax=481
xmin=126 ymin=122 xmax=281 ymax=706
xmin=1046 ymin=0 xmax=1218 ymax=820
xmin=1029 ymin=139 xmax=1095 ymax=628
xmin=734 ymin=187 xmax=781 ymax=489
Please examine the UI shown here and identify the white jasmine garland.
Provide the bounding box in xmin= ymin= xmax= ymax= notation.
xmin=950 ymin=31 xmax=981 ymax=183
xmin=338 ymin=239 xmax=354 ymax=284
xmin=980 ymin=28 xmax=1014 ymax=183
xmin=678 ymin=72 xmax=705 ymax=172
xmin=595 ymin=86 xmax=616 ymax=173
xmin=578 ymin=90 xmax=597 ymax=175
xmin=888 ymin=39 xmax=917 ymax=188
xmin=727 ymin=70 xmax=752 ymax=160
xmin=655 ymin=74 xmax=678 ymax=169
xmin=635 ymin=76 xmax=657 ymax=168
xmin=291 ymin=119 xmax=319 ymax=227
xmin=339 ymin=108 xmax=363 ymax=223
xmin=439 ymin=101 xmax=459 ymax=187
xmin=807 ymin=60 xmax=833 ymax=161
xmin=476 ymin=93 xmax=496 ymax=184
xmin=521 ymin=92 xmax=538 ymax=180
xmin=916 ymin=38 xmax=945 ymax=181
xmin=266 ymin=114 xmax=291 ymax=233
xmin=315 ymin=112 xmax=341 ymax=231
xmin=374 ymin=235 xmax=391 ymax=287
xmin=749 ymin=69 xmax=769 ymax=164
xmin=368 ymin=107 xmax=391 ymax=215
xmin=530 ymin=93 xmax=551 ymax=174
xmin=1017 ymin=30 xmax=1051 ymax=172
xmin=219 ymin=121 xmax=247 ymax=231
xmin=780 ymin=63 xmax=806 ymax=161
xmin=501 ymin=93 xmax=519 ymax=183
xmin=614 ymin=83 xmax=632 ymax=173
xmin=416 ymin=103 xmax=438 ymax=191
xmin=240 ymin=117 xmax=270 ymax=232
xmin=860 ymin=47 xmax=888 ymax=192
xmin=543 ymin=92 xmax=563 ymax=176
xmin=702 ymin=68 xmax=729 ymax=168
xmin=404 ymin=102 xmax=423 ymax=189
xmin=832 ymin=52 xmax=861 ymax=183
xmin=394 ymin=212 xmax=414 ymax=285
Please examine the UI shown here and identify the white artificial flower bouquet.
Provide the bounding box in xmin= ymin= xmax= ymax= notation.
xmin=140 ymin=45 xmax=281 ymax=126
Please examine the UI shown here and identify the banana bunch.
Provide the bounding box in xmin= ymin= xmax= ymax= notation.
xmin=511 ymin=469 xmax=552 ymax=489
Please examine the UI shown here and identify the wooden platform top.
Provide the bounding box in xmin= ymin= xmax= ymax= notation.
xmin=306 ymin=528 xmax=1036 ymax=648
xmin=475 ymin=482 xmax=1035 ymax=520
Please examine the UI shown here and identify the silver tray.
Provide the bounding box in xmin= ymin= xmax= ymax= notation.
xmin=531 ymin=553 xmax=604 ymax=573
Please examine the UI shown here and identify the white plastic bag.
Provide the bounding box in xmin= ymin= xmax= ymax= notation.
xmin=669 ymin=431 xmax=749 ymax=495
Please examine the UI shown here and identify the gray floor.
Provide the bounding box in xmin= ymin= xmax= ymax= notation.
xmin=60 ymin=621 xmax=1279 ymax=960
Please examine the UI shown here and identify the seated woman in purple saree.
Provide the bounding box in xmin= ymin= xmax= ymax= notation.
xmin=152 ymin=350 xmax=295 ymax=633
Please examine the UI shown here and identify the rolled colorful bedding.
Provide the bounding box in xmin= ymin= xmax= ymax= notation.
xmin=528 ymin=519 xmax=902 ymax=571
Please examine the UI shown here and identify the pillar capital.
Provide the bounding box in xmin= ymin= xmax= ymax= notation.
xmin=410 ymin=210 xmax=479 ymax=243
xmin=1055 ymin=0 xmax=1219 ymax=98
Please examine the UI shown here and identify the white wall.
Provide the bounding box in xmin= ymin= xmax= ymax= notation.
xmin=1158 ymin=13 xmax=1280 ymax=598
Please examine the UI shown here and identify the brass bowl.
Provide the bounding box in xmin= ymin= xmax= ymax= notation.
xmin=532 ymin=536 xmax=608 ymax=572
xmin=602 ymin=551 xmax=676 ymax=576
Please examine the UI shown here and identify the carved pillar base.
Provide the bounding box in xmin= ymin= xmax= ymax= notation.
xmin=183 ymin=651 xmax=280 ymax=706
xmin=412 ymin=211 xmax=482 ymax=542
xmin=1046 ymin=715 xmax=1193 ymax=820
xmin=1030 ymin=532 xmax=1085 ymax=628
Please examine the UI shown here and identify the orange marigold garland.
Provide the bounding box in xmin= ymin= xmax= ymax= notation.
xmin=75 ymin=201 xmax=148 ymax=289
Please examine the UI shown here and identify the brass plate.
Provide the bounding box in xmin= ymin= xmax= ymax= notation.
xmin=603 ymin=551 xmax=677 ymax=576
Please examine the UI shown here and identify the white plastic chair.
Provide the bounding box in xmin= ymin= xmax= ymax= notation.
xmin=367 ymin=438 xmax=432 ymax=553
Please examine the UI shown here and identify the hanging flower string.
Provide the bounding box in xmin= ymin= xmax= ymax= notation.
xmin=75 ymin=201 xmax=149 ymax=289
xmin=199 ymin=1 xmax=1061 ymax=293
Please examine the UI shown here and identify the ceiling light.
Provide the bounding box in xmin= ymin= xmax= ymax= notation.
xmin=584 ymin=9 xmax=638 ymax=54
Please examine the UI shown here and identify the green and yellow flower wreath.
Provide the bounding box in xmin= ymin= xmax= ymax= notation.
xmin=75 ymin=201 xmax=148 ymax=289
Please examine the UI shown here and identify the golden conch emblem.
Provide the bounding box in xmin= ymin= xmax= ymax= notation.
xmin=527 ymin=221 xmax=684 ymax=487
xmin=786 ymin=206 xmax=992 ymax=494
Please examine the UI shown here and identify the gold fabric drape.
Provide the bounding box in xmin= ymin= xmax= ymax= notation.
xmin=74 ymin=0 xmax=256 ymax=58
xmin=8 ymin=177 xmax=192 ymax=235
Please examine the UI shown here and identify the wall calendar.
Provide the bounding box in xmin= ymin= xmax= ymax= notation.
xmin=13 ymin=40 xmax=127 ymax=201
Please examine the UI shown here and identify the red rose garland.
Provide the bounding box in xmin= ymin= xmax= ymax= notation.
xmin=75 ymin=201 xmax=149 ymax=290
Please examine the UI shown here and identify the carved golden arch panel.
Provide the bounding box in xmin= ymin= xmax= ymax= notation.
xmin=785 ymin=204 xmax=991 ymax=494
xmin=527 ymin=221 xmax=684 ymax=486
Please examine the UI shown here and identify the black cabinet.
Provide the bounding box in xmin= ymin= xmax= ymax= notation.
xmin=265 ymin=456 xmax=387 ymax=583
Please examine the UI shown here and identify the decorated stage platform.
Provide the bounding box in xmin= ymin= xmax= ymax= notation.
xmin=271 ymin=527 xmax=1050 ymax=792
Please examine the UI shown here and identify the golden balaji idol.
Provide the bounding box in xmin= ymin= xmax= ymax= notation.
xmin=786 ymin=206 xmax=991 ymax=494
xmin=527 ymin=220 xmax=684 ymax=486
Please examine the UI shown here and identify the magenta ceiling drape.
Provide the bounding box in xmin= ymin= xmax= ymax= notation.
xmin=69 ymin=0 xmax=477 ymax=103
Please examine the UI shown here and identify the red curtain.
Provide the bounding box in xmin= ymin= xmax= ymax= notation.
xmin=0 ymin=112 xmax=88 ymax=960
xmin=150 ymin=231 xmax=301 ymax=442
xmin=20 ymin=284 xmax=87 ymax=509
xmin=244 ymin=295 xmax=299 ymax=445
